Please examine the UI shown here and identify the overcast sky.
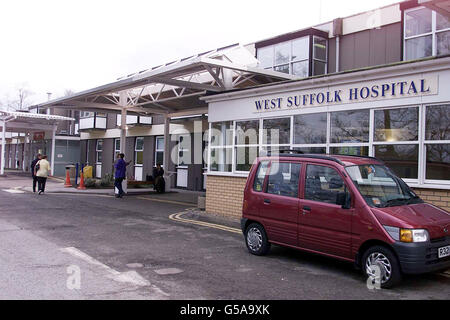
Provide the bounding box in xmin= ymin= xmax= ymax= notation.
xmin=0 ymin=0 xmax=402 ymax=107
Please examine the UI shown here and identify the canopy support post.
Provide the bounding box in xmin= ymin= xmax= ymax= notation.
xmin=1 ymin=121 xmax=5 ymax=175
xmin=163 ymin=114 xmax=171 ymax=192
xmin=50 ymin=125 xmax=56 ymax=176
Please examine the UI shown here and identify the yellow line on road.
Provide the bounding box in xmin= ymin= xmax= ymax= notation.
xmin=169 ymin=212 xmax=241 ymax=234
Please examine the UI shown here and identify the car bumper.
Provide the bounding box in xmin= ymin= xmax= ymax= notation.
xmin=240 ymin=218 xmax=248 ymax=234
xmin=392 ymin=237 xmax=450 ymax=274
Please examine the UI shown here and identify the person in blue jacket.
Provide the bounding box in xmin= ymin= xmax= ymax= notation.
xmin=114 ymin=153 xmax=130 ymax=198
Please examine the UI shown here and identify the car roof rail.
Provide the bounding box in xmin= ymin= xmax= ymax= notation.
xmin=331 ymin=154 xmax=384 ymax=164
xmin=265 ymin=151 xmax=345 ymax=165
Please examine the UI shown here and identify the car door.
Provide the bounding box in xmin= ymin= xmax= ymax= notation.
xmin=298 ymin=163 xmax=353 ymax=259
xmin=258 ymin=161 xmax=302 ymax=247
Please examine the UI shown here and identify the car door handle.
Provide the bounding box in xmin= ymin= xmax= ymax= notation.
xmin=263 ymin=198 xmax=271 ymax=204
xmin=302 ymin=206 xmax=311 ymax=215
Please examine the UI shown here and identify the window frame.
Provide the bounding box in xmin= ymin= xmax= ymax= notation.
xmin=403 ymin=6 xmax=450 ymax=60
xmin=95 ymin=139 xmax=103 ymax=164
xmin=422 ymin=103 xmax=450 ymax=185
xmin=264 ymin=161 xmax=302 ymax=199
xmin=134 ymin=137 xmax=144 ymax=166
xmin=208 ymin=102 xmax=450 ymax=189
xmin=303 ymin=162 xmax=351 ymax=206
xmin=155 ymin=136 xmax=164 ymax=168
xmin=256 ymin=35 xmax=328 ymax=77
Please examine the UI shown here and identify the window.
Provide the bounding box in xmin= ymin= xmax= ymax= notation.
xmin=114 ymin=139 xmax=121 ymax=157
xmin=257 ymin=35 xmax=326 ymax=77
xmin=253 ymin=160 xmax=269 ymax=192
xmin=177 ymin=134 xmax=190 ymax=166
xmin=373 ymin=107 xmax=419 ymax=179
xmin=374 ymin=145 xmax=419 ymax=179
xmin=294 ymin=113 xmax=327 ymax=144
xmin=305 ymin=164 xmax=347 ymax=204
xmin=425 ymin=104 xmax=450 ymax=181
xmin=155 ymin=136 xmax=164 ymax=167
xmin=209 ymin=121 xmax=233 ymax=172
xmin=207 ymin=104 xmax=450 ymax=185
xmin=210 ymin=147 xmax=232 ymax=172
xmin=236 ymin=146 xmax=259 ymax=172
xmin=263 ymin=118 xmax=291 ymax=145
xmin=331 ymin=110 xmax=369 ymax=143
xmin=80 ymin=111 xmax=94 ymax=118
xmin=374 ymin=107 xmax=418 ymax=142
xmin=313 ymin=36 xmax=327 ymax=76
xmin=266 ymin=162 xmax=301 ymax=198
xmin=96 ymin=139 xmax=103 ymax=163
xmin=404 ymin=7 xmax=450 ymax=60
xmin=236 ymin=120 xmax=259 ymax=172
xmin=346 ymin=164 xmax=420 ymax=208
xmin=135 ymin=137 xmax=144 ymax=165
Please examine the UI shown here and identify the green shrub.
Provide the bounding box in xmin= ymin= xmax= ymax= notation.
xmin=84 ymin=178 xmax=96 ymax=188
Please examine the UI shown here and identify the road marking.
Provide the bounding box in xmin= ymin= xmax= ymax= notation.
xmin=49 ymin=193 xmax=112 ymax=198
xmin=3 ymin=189 xmax=25 ymax=194
xmin=154 ymin=268 xmax=184 ymax=275
xmin=136 ymin=196 xmax=196 ymax=207
xmin=169 ymin=212 xmax=241 ymax=234
xmin=61 ymin=247 xmax=151 ymax=287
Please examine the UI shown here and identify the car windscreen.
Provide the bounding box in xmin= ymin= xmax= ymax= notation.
xmin=345 ymin=164 xmax=422 ymax=208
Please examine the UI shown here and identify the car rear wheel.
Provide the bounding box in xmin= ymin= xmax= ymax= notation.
xmin=362 ymin=245 xmax=402 ymax=289
xmin=245 ymin=223 xmax=270 ymax=256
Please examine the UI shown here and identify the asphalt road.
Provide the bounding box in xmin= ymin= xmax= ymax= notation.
xmin=0 ymin=177 xmax=449 ymax=300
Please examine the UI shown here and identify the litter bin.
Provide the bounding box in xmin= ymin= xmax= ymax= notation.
xmin=83 ymin=165 xmax=93 ymax=179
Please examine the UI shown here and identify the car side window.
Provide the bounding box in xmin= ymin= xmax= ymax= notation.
xmin=253 ymin=161 xmax=269 ymax=192
xmin=305 ymin=164 xmax=348 ymax=205
xmin=266 ymin=162 xmax=301 ymax=198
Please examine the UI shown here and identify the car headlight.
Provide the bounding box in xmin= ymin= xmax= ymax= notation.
xmin=383 ymin=226 xmax=429 ymax=243
xmin=400 ymin=228 xmax=429 ymax=243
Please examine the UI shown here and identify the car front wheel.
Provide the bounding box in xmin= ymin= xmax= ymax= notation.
xmin=362 ymin=245 xmax=402 ymax=289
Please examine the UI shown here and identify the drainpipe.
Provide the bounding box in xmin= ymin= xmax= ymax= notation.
xmin=333 ymin=18 xmax=343 ymax=73
xmin=336 ymin=35 xmax=340 ymax=73
xmin=1 ymin=121 xmax=5 ymax=175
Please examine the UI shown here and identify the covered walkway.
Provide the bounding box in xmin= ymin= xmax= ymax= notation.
xmin=0 ymin=111 xmax=74 ymax=176
xmin=30 ymin=44 xmax=297 ymax=190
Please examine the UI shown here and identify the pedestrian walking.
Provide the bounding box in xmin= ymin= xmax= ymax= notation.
xmin=30 ymin=153 xmax=41 ymax=193
xmin=114 ymin=153 xmax=130 ymax=198
xmin=35 ymin=155 xmax=50 ymax=195
xmin=152 ymin=163 xmax=165 ymax=193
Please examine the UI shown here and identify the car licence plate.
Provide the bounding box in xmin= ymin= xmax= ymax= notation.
xmin=438 ymin=245 xmax=450 ymax=259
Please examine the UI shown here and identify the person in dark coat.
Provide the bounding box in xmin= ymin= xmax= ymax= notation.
xmin=30 ymin=154 xmax=41 ymax=193
xmin=114 ymin=153 xmax=130 ymax=198
xmin=152 ymin=163 xmax=165 ymax=193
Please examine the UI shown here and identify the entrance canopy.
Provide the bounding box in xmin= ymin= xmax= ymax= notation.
xmin=31 ymin=44 xmax=297 ymax=117
xmin=28 ymin=44 xmax=298 ymax=188
xmin=0 ymin=110 xmax=75 ymax=175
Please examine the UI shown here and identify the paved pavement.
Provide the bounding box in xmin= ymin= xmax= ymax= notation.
xmin=0 ymin=173 xmax=449 ymax=300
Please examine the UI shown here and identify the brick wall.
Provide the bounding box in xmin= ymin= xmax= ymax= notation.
xmin=205 ymin=176 xmax=450 ymax=219
xmin=205 ymin=175 xmax=247 ymax=218
xmin=412 ymin=188 xmax=450 ymax=212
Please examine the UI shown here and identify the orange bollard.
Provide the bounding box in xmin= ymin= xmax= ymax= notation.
xmin=64 ymin=169 xmax=72 ymax=187
xmin=77 ymin=172 xmax=86 ymax=190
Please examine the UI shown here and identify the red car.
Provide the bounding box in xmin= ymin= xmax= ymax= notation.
xmin=241 ymin=153 xmax=450 ymax=288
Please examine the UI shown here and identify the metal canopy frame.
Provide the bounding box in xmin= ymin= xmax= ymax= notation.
xmin=0 ymin=111 xmax=75 ymax=176
xmin=31 ymin=45 xmax=298 ymax=117
xmin=28 ymin=44 xmax=298 ymax=190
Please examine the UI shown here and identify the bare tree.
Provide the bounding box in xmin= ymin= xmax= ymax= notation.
xmin=7 ymin=84 xmax=33 ymax=111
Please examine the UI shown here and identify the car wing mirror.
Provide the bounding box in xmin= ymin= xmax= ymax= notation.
xmin=337 ymin=192 xmax=351 ymax=209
